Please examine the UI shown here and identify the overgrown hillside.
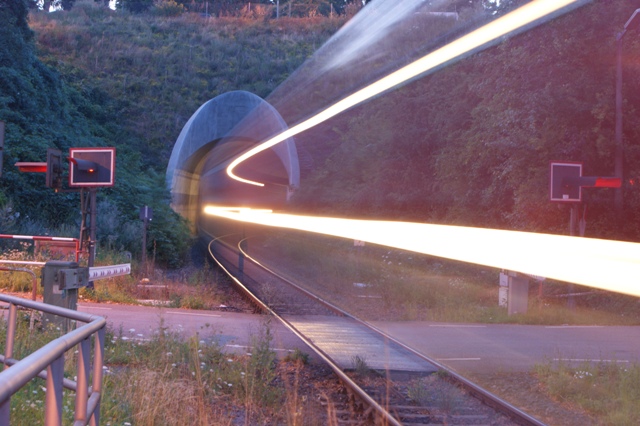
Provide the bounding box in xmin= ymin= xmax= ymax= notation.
xmin=0 ymin=0 xmax=341 ymax=266
xmin=30 ymin=1 xmax=343 ymax=168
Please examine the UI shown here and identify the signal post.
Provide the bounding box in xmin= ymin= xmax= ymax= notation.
xmin=68 ymin=147 xmax=116 ymax=288
xmin=16 ymin=147 xmax=116 ymax=288
xmin=549 ymin=161 xmax=621 ymax=308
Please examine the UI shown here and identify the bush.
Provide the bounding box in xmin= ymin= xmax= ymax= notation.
xmin=153 ymin=0 xmax=185 ymax=17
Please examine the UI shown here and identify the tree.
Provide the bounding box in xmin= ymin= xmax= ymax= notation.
xmin=0 ymin=0 xmax=34 ymax=64
xmin=117 ymin=0 xmax=154 ymax=13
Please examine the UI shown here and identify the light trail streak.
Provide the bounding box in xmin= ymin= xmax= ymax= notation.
xmin=226 ymin=0 xmax=583 ymax=187
xmin=204 ymin=206 xmax=640 ymax=298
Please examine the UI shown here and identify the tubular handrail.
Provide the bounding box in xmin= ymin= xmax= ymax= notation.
xmin=0 ymin=294 xmax=106 ymax=425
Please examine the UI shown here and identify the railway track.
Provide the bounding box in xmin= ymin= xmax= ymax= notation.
xmin=206 ymin=233 xmax=545 ymax=426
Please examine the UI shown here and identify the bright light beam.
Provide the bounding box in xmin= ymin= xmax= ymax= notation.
xmin=226 ymin=0 xmax=583 ymax=186
xmin=204 ymin=206 xmax=640 ymax=298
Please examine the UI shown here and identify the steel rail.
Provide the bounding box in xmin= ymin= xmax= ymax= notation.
xmin=206 ymin=234 xmax=402 ymax=426
xmin=238 ymin=239 xmax=547 ymax=426
xmin=239 ymin=237 xmax=348 ymax=316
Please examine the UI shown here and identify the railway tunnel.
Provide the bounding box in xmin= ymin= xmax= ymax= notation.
xmin=166 ymin=90 xmax=300 ymax=230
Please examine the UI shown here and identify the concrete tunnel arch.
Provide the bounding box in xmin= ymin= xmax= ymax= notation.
xmin=166 ymin=90 xmax=300 ymax=227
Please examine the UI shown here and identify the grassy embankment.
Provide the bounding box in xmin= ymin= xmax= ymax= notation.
xmin=29 ymin=1 xmax=344 ymax=171
xmin=247 ymin=229 xmax=640 ymax=326
xmin=0 ymin=244 xmax=231 ymax=308
xmin=0 ymin=310 xmax=324 ymax=425
xmin=534 ymin=361 xmax=640 ymax=426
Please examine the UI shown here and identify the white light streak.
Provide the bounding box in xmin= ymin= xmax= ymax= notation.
xmin=226 ymin=0 xmax=581 ymax=186
xmin=204 ymin=206 xmax=640 ymax=298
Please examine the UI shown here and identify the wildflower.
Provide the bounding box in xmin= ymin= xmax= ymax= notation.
xmin=129 ymin=329 xmax=135 ymax=333
xmin=137 ymin=334 xmax=143 ymax=337
xmin=227 ymin=359 xmax=233 ymax=362
xmin=122 ymin=337 xmax=129 ymax=341
xmin=166 ymin=352 xmax=173 ymax=357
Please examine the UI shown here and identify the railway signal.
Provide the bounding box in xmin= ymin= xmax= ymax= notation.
xmin=549 ymin=161 xmax=622 ymax=308
xmin=549 ymin=161 xmax=621 ymax=202
xmin=46 ymin=148 xmax=63 ymax=190
xmin=68 ymin=147 xmax=115 ymax=187
xmin=15 ymin=147 xmax=117 ymax=289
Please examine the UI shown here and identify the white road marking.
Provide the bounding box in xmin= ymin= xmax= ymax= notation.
xmin=225 ymin=344 xmax=292 ymax=352
xmin=554 ymin=358 xmax=628 ymax=363
xmin=429 ymin=324 xmax=486 ymax=328
xmin=167 ymin=311 xmax=221 ymax=318
xmin=437 ymin=358 xmax=481 ymax=361
xmin=545 ymin=325 xmax=604 ymax=329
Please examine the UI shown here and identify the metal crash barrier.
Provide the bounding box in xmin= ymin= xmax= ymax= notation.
xmin=0 ymin=294 xmax=106 ymax=426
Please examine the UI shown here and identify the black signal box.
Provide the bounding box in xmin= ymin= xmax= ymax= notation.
xmin=46 ymin=148 xmax=63 ymax=189
xmin=550 ymin=162 xmax=582 ymax=202
xmin=68 ymin=147 xmax=115 ymax=187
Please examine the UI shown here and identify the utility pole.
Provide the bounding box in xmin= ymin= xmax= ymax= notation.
xmin=614 ymin=8 xmax=640 ymax=213
xmin=140 ymin=206 xmax=153 ymax=275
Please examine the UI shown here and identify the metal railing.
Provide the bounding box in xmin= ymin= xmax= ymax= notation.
xmin=0 ymin=294 xmax=106 ymax=425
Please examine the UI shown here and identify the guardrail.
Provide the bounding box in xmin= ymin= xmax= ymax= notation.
xmin=0 ymin=294 xmax=106 ymax=425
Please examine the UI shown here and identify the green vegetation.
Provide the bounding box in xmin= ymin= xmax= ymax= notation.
xmin=283 ymin=348 xmax=310 ymax=365
xmin=407 ymin=374 xmax=465 ymax=414
xmin=0 ymin=313 xmax=325 ymax=424
xmin=350 ymin=354 xmax=370 ymax=377
xmin=0 ymin=245 xmax=231 ymax=308
xmin=290 ymin=2 xmax=640 ymax=242
xmin=0 ymin=0 xmax=343 ymax=268
xmin=535 ymin=360 xmax=640 ymax=426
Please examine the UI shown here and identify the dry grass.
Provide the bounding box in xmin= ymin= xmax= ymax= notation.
xmin=535 ymin=360 xmax=640 ymax=426
xmin=247 ymin=230 xmax=640 ymax=326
